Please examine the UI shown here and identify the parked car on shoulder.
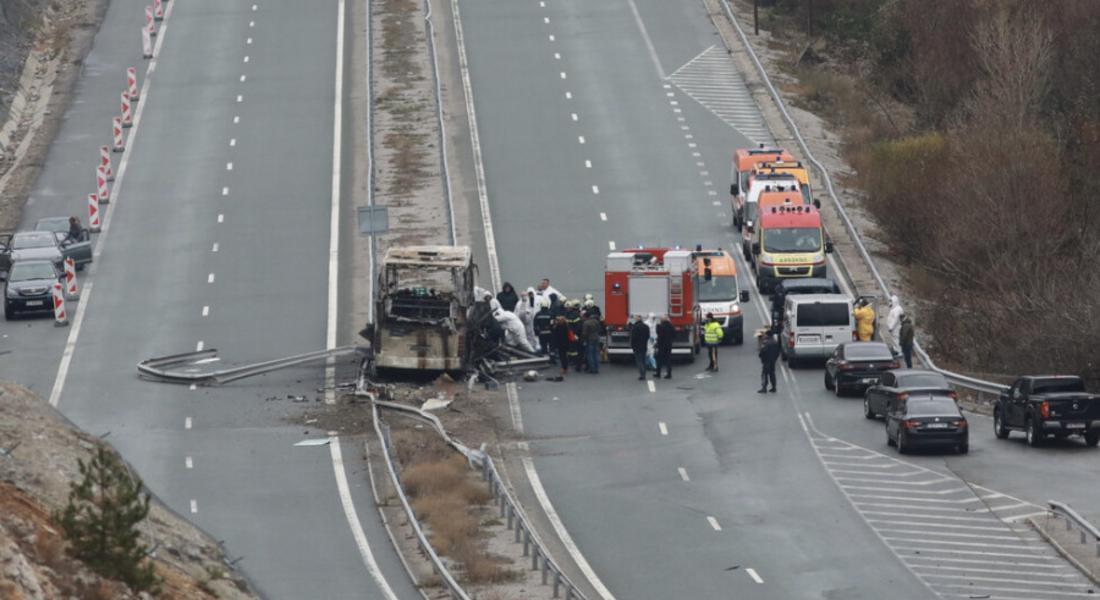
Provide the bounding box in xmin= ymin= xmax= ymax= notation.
xmin=886 ymin=394 xmax=968 ymax=454
xmin=824 ymin=342 xmax=898 ymax=396
xmin=779 ymin=293 xmax=853 ymax=366
xmin=994 ymin=375 xmax=1100 ymax=447
xmin=0 ymin=230 xmax=91 ymax=277
xmin=4 ymin=260 xmax=62 ymax=319
xmin=769 ymin=277 xmax=840 ymax=331
xmin=863 ymin=369 xmax=955 ymax=420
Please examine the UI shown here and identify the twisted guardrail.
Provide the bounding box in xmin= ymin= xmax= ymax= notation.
xmin=718 ymin=0 xmax=1007 ymax=397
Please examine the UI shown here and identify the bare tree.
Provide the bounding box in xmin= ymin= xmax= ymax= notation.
xmin=967 ymin=6 xmax=1054 ymax=127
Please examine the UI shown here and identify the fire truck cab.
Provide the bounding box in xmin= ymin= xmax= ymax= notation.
xmin=604 ymin=248 xmax=700 ymax=361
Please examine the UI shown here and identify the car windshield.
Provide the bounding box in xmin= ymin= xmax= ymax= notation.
xmin=12 ymin=233 xmax=55 ymax=250
xmin=844 ymin=343 xmax=892 ymax=360
xmin=907 ymin=398 xmax=960 ymax=417
xmin=763 ymin=227 xmax=821 ymax=253
xmin=697 ymin=275 xmax=738 ymax=302
xmin=800 ymin=186 xmax=812 ymax=205
xmin=1032 ymin=379 xmax=1086 ymax=394
xmin=9 ymin=262 xmax=55 ymax=282
xmin=35 ymin=219 xmax=69 ymax=233
xmin=898 ymin=373 xmax=950 ymax=389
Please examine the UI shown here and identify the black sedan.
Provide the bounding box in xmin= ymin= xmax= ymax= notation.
xmin=4 ymin=260 xmax=62 ymax=319
xmin=863 ymin=369 xmax=955 ymax=419
xmin=886 ymin=394 xmax=969 ymax=454
xmin=824 ymin=342 xmax=899 ymax=396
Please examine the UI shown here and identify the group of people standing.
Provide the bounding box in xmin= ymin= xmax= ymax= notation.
xmin=627 ymin=313 xmax=677 ymax=380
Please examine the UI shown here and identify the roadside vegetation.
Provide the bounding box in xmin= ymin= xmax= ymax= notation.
xmin=747 ymin=0 xmax=1100 ymax=383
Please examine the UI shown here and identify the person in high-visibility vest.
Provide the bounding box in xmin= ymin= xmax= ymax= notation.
xmin=703 ymin=313 xmax=724 ymax=371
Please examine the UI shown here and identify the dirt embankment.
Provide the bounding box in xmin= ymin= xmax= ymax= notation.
xmin=0 ymin=384 xmax=255 ymax=599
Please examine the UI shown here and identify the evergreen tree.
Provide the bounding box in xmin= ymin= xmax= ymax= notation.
xmin=54 ymin=445 xmax=160 ymax=593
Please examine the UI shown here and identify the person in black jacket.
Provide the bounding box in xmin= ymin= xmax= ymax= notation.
xmin=758 ymin=331 xmax=781 ymax=393
xmin=533 ymin=300 xmax=554 ymax=359
xmin=497 ymin=282 xmax=519 ymax=312
xmin=655 ymin=315 xmax=675 ymax=379
xmin=630 ymin=315 xmax=651 ymax=381
xmin=550 ymin=316 xmax=572 ymax=379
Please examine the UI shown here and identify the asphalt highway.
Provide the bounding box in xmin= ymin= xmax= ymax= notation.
xmin=457 ymin=0 xmax=1100 ymax=597
xmin=0 ymin=1 xmax=417 ymax=598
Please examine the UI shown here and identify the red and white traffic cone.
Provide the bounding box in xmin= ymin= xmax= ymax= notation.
xmin=154 ymin=0 xmax=164 ymax=21
xmin=146 ymin=6 xmax=157 ymax=37
xmin=99 ymin=145 xmax=114 ymax=181
xmin=52 ymin=282 xmax=68 ymax=327
xmin=96 ymin=166 xmax=111 ymax=205
xmin=63 ymin=258 xmax=80 ymax=300
xmin=127 ymin=67 xmax=139 ymax=101
xmin=142 ymin=26 xmax=153 ymax=59
xmin=120 ymin=91 xmax=133 ymax=128
xmin=88 ymin=194 xmax=102 ymax=233
xmin=112 ymin=117 xmax=125 ymax=152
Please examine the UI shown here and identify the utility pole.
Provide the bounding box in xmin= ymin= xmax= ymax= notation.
xmin=754 ymin=0 xmax=759 ymax=35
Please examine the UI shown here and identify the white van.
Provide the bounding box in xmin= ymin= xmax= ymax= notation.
xmin=781 ymin=293 xmax=854 ymax=364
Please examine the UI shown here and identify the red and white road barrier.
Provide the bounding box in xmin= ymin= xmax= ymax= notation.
xmin=52 ymin=282 xmax=68 ymax=327
xmin=112 ymin=117 xmax=125 ymax=152
xmin=154 ymin=0 xmax=164 ymax=21
xmin=99 ymin=145 xmax=114 ymax=181
xmin=127 ymin=67 xmax=139 ymax=101
xmin=121 ymin=91 xmax=133 ymax=128
xmin=146 ymin=6 xmax=157 ymax=36
xmin=96 ymin=166 xmax=111 ymax=205
xmin=63 ymin=258 xmax=80 ymax=300
xmin=88 ymin=194 xmax=102 ymax=233
xmin=142 ymin=26 xmax=153 ymax=59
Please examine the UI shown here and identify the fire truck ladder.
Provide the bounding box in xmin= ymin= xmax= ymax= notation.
xmin=137 ymin=346 xmax=367 ymax=385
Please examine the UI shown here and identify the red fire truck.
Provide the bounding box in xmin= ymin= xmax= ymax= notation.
xmin=604 ymin=248 xmax=701 ymax=361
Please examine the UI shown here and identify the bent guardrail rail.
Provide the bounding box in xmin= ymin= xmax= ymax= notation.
xmin=370 ymin=394 xmax=589 ymax=600
xmin=1049 ymin=501 xmax=1100 ymax=559
xmin=718 ymin=0 xmax=1008 ymax=396
xmin=137 ymin=346 xmax=365 ymax=385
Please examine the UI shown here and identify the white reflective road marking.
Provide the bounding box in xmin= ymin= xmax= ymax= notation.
xmin=706 ymin=516 xmax=721 ymax=531
xmin=678 ymin=467 xmax=689 ymax=482
xmin=658 ymin=422 xmax=668 ymax=435
xmin=745 ymin=568 xmax=764 ymax=584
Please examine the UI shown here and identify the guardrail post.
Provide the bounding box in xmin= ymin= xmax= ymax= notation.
xmin=541 ymin=556 xmax=549 ymax=584
xmin=515 ymin=519 xmax=522 ymax=544
xmin=1081 ymin=529 xmax=1088 ymax=545
xmin=506 ymin=503 xmax=514 ymax=531
xmin=566 ymin=586 xmax=574 ymax=600
xmin=1067 ymin=517 xmax=1074 ymax=532
xmin=523 ymin=527 xmax=531 ymax=557
xmin=531 ymin=546 xmax=539 ymax=570
xmin=1095 ymin=540 xmax=1099 ymax=558
xmin=553 ymin=571 xmax=561 ymax=597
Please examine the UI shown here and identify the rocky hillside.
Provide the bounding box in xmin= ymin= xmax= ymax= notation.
xmin=0 ymin=0 xmax=48 ymax=121
xmin=0 ymin=383 xmax=255 ymax=599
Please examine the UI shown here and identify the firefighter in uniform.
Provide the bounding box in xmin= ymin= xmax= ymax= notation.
xmin=703 ymin=313 xmax=724 ymax=371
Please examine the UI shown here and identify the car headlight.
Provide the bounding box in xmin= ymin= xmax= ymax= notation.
xmin=729 ymin=303 xmax=741 ymax=315
xmin=6 ymin=287 xmax=19 ymax=299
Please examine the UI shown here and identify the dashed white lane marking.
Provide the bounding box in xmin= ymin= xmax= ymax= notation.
xmin=247 ymin=37 xmax=253 ymax=44
xmin=229 ymin=138 xmax=236 ymax=147
xmin=233 ymin=115 xmax=240 ymax=123
xmin=226 ymin=162 xmax=234 ymax=171
xmin=571 ymin=112 xmax=578 ymax=121
xmin=189 ymin=383 xmax=196 ymax=391
xmin=578 ymin=135 xmax=585 ymax=144
xmin=185 ymin=417 xmax=192 ymax=430
xmin=548 ymin=34 xmax=555 ymax=41
xmin=658 ymin=421 xmax=668 ymax=435
xmin=217 ymin=214 xmax=224 ymax=223
xmin=667 ymin=92 xmax=675 ymax=97
xmin=554 ymin=52 xmax=561 ymax=60
xmin=211 ymin=242 xmax=219 ymax=252
xmin=585 ymin=159 xmax=592 ymax=168
xmin=706 ymin=516 xmax=721 ymax=531
xmin=646 ymin=380 xmax=655 ymax=393
xmin=703 ymin=180 xmax=712 ymax=186
xmin=669 ymin=100 xmax=679 ymax=106
xmin=239 ymin=74 xmax=247 ymax=82
xmin=196 ymin=340 xmax=204 ymax=351
xmin=712 ymin=201 xmax=720 ymax=206
xmin=222 ymin=186 xmax=229 ymax=196
xmin=539 ymin=0 xmax=545 ymax=6
xmin=678 ymin=467 xmax=690 ymax=482
xmin=565 ymin=91 xmax=571 ymax=99
xmin=599 ymin=212 xmax=606 ymax=221
xmin=190 ymin=499 xmax=198 ymax=514
xmin=560 ymin=71 xmax=567 ymax=79
xmin=688 ymin=142 xmax=697 ymax=148
xmin=185 ymin=456 xmax=193 ymax=469
xmin=692 ymin=151 xmax=700 ymax=157
xmin=608 ymin=240 xmax=616 ymax=250
xmin=746 ymin=568 xmax=764 ymax=584
xmin=208 ymin=273 xmax=215 ymax=283
xmin=249 ymin=20 xmax=255 ymax=27
xmin=673 ymin=108 xmax=681 ymax=113
xmin=251 ymin=4 xmax=257 ymax=11
xmin=708 ymin=190 xmax=717 ymax=196
xmin=700 ymin=170 xmax=709 ymax=176
xmin=243 ymin=55 xmax=250 ymax=63
xmin=201 ymin=306 xmax=209 ymax=317
xmin=591 ymin=185 xmax=599 ymax=195
xmin=668 ymin=45 xmax=774 ymax=144
xmin=543 ymin=16 xmax=550 ymax=23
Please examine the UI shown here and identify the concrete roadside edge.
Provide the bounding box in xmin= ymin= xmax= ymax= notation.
xmin=1029 ymin=515 xmax=1100 ymax=588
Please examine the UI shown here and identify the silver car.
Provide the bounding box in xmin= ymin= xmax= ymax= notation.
xmin=0 ymin=231 xmax=92 ymax=276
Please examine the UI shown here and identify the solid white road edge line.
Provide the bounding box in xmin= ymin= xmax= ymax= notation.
xmin=678 ymin=467 xmax=689 ymax=481
xmin=625 ymin=0 xmax=665 ymax=79
xmin=455 ymin=0 xmax=614 ymax=594
xmin=746 ymin=567 xmax=764 ymax=583
xmin=330 ymin=437 xmax=399 ymax=600
xmin=706 ymin=516 xmax=721 ymax=531
xmin=48 ymin=0 xmax=176 ymax=407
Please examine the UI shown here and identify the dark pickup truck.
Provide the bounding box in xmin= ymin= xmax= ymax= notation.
xmin=994 ymin=376 xmax=1100 ymax=447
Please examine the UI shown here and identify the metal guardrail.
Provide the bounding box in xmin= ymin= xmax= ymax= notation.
xmin=369 ymin=393 xmax=589 ymax=600
xmin=137 ymin=346 xmax=364 ymax=385
xmin=718 ymin=0 xmax=1008 ymax=396
xmin=1050 ymin=501 xmax=1100 ymax=559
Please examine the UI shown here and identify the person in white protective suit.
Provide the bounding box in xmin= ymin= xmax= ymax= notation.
xmin=534 ymin=278 xmax=563 ymax=307
xmin=886 ymin=294 xmax=904 ymax=353
xmin=515 ymin=287 xmax=540 ymax=351
xmin=495 ymin=306 xmax=535 ymax=353
xmin=645 ymin=312 xmax=658 ymax=371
